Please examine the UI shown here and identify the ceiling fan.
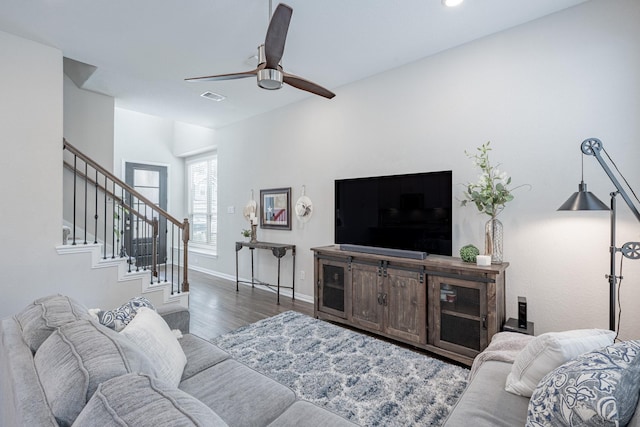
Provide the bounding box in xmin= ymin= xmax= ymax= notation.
xmin=185 ymin=3 xmax=335 ymax=99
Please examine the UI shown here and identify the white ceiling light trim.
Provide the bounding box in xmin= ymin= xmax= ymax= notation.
xmin=442 ymin=0 xmax=464 ymax=7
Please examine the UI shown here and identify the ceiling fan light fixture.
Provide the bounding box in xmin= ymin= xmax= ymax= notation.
xmin=442 ymin=0 xmax=464 ymax=7
xmin=257 ymin=68 xmax=283 ymax=90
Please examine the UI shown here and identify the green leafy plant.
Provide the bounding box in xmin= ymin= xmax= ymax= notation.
xmin=241 ymin=229 xmax=252 ymax=238
xmin=460 ymin=141 xmax=526 ymax=217
xmin=459 ymin=244 xmax=480 ymax=263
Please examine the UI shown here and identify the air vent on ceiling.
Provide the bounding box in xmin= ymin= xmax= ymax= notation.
xmin=200 ymin=91 xmax=226 ymax=102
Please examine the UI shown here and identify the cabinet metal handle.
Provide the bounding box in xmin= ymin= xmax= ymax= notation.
xmin=377 ymin=293 xmax=388 ymax=306
xmin=482 ymin=315 xmax=487 ymax=330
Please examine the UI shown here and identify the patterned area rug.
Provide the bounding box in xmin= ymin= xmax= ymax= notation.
xmin=211 ymin=311 xmax=469 ymax=426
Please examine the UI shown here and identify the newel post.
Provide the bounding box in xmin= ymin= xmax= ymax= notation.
xmin=182 ymin=218 xmax=190 ymax=293
xmin=151 ymin=217 xmax=159 ymax=282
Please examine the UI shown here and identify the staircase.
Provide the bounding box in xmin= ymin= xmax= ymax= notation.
xmin=59 ymin=139 xmax=190 ymax=309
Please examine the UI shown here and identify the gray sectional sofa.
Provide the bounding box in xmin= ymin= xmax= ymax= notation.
xmin=444 ymin=332 xmax=640 ymax=426
xmin=0 ymin=295 xmax=357 ymax=427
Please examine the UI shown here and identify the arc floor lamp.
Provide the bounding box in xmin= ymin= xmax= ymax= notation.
xmin=558 ymin=138 xmax=640 ymax=331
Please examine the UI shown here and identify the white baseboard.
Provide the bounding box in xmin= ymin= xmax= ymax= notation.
xmin=189 ymin=265 xmax=313 ymax=304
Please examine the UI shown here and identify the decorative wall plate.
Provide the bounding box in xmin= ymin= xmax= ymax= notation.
xmin=295 ymin=195 xmax=313 ymax=223
xmin=242 ymin=200 xmax=257 ymax=222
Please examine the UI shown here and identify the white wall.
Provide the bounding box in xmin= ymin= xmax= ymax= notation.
xmin=0 ymin=30 xmax=141 ymax=318
xmin=62 ymin=74 xmax=116 ymax=238
xmin=0 ymin=31 xmax=64 ymax=319
xmin=173 ymin=121 xmax=217 ymax=158
xmin=113 ymin=108 xmax=189 ymax=222
xmin=195 ymin=0 xmax=640 ymax=339
xmin=63 ymin=74 xmax=115 ymax=170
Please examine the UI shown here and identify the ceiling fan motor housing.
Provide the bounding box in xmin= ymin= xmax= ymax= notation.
xmin=258 ymin=68 xmax=284 ymax=89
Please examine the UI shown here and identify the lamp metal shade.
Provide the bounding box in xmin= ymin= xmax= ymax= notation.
xmin=558 ymin=181 xmax=609 ymax=211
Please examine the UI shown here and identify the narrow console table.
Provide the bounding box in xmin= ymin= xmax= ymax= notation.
xmin=235 ymin=241 xmax=296 ymax=304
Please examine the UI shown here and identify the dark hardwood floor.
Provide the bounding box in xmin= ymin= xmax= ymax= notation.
xmin=185 ymin=269 xmax=464 ymax=367
xmin=187 ymin=269 xmax=314 ymax=341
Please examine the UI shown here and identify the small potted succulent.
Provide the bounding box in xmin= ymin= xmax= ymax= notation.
xmin=241 ymin=229 xmax=251 ymax=240
xmin=459 ymin=244 xmax=480 ymax=263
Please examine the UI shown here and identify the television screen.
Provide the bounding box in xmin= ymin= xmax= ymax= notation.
xmin=335 ymin=171 xmax=452 ymax=256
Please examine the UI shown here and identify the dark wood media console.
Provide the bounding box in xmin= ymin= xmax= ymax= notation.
xmin=312 ymin=245 xmax=508 ymax=366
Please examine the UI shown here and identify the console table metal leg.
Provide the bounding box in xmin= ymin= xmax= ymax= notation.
xmin=235 ymin=247 xmax=239 ymax=292
xmin=250 ymin=248 xmax=255 ymax=288
xmin=292 ymin=249 xmax=296 ymax=300
xmin=276 ymin=256 xmax=281 ymax=305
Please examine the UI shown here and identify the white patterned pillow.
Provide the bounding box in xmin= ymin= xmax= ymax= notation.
xmin=526 ymin=340 xmax=640 ymax=427
xmin=95 ymin=296 xmax=155 ymax=331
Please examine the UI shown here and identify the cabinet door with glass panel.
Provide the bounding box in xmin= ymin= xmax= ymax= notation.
xmin=317 ymin=258 xmax=349 ymax=318
xmin=428 ymin=275 xmax=489 ymax=359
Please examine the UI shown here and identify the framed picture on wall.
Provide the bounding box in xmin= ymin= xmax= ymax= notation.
xmin=260 ymin=187 xmax=292 ymax=230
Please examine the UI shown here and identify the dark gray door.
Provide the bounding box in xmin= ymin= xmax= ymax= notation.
xmin=125 ymin=163 xmax=168 ymax=266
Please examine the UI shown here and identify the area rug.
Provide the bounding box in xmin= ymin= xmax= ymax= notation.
xmin=211 ymin=311 xmax=469 ymax=426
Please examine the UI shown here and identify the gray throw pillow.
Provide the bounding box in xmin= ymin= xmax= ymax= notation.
xmin=96 ymin=296 xmax=155 ymax=331
xmin=15 ymin=294 xmax=92 ymax=353
xmin=34 ymin=319 xmax=158 ymax=427
xmin=527 ymin=340 xmax=640 ymax=427
xmin=73 ymin=373 xmax=228 ymax=427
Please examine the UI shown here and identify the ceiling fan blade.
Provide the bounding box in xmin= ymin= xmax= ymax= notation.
xmin=283 ymin=72 xmax=335 ymax=99
xmin=264 ymin=3 xmax=293 ymax=69
xmin=185 ymin=69 xmax=258 ymax=82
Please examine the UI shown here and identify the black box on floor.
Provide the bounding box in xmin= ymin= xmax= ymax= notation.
xmin=503 ymin=318 xmax=534 ymax=336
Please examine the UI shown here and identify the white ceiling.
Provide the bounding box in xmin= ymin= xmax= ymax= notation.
xmin=0 ymin=0 xmax=588 ymax=129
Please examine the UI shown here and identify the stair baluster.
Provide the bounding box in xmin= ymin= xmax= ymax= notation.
xmin=84 ymin=161 xmax=88 ymax=245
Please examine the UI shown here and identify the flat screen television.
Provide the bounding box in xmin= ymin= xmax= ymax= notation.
xmin=335 ymin=170 xmax=452 ymax=256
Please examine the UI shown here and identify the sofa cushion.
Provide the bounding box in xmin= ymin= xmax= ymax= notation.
xmin=15 ymin=294 xmax=92 ymax=353
xmin=72 ymin=373 xmax=228 ymax=427
xmin=180 ymin=359 xmax=296 ymax=426
xmin=157 ymin=303 xmax=191 ymax=334
xmin=179 ymin=334 xmax=231 ymax=381
xmin=505 ymin=329 xmax=615 ymax=397
xmin=34 ymin=319 xmax=158 ymax=427
xmin=95 ymin=296 xmax=155 ymax=331
xmin=121 ymin=307 xmax=187 ymax=387
xmin=0 ymin=318 xmax=58 ymax=427
xmin=527 ymin=340 xmax=640 ymax=427
xmin=444 ymin=360 xmax=530 ymax=427
xmin=267 ymin=400 xmax=358 ymax=427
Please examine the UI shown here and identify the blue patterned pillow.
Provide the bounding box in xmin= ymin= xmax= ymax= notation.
xmin=527 ymin=340 xmax=640 ymax=427
xmin=96 ymin=296 xmax=155 ymax=331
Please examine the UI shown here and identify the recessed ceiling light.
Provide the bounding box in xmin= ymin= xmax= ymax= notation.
xmin=200 ymin=91 xmax=226 ymax=102
xmin=442 ymin=0 xmax=464 ymax=7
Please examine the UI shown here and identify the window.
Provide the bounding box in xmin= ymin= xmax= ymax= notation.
xmin=187 ymin=154 xmax=217 ymax=252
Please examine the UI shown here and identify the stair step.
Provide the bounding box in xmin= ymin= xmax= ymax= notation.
xmin=56 ymin=242 xmax=189 ymax=309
